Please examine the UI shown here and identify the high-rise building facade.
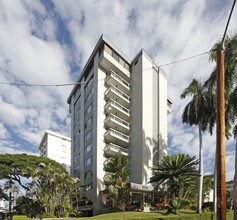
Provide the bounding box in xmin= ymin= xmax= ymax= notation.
xmin=39 ymin=130 xmax=71 ymax=173
xmin=67 ymin=35 xmax=171 ymax=213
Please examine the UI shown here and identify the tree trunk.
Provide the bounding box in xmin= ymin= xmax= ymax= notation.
xmin=197 ymin=124 xmax=203 ymax=213
xmin=233 ymin=140 xmax=237 ymax=220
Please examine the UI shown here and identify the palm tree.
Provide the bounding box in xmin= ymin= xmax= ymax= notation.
xmin=150 ymin=154 xmax=199 ymax=198
xmin=180 ymin=79 xmax=215 ymax=213
xmin=205 ymin=33 xmax=237 ymax=138
xmin=205 ymin=33 xmax=237 ymax=217
xmin=104 ymin=155 xmax=130 ymax=210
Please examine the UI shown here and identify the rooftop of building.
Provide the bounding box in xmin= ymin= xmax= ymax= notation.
xmin=67 ymin=35 xmax=167 ymax=104
xmin=39 ymin=130 xmax=71 ymax=150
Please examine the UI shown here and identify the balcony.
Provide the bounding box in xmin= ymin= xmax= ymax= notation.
xmin=104 ymin=143 xmax=129 ymax=157
xmin=104 ymin=128 xmax=130 ymax=147
xmin=105 ymin=70 xmax=130 ymax=95
xmin=104 ymin=114 xmax=130 ymax=134
xmin=104 ymin=99 xmax=130 ymax=121
xmin=99 ymin=50 xmax=130 ymax=82
xmin=105 ymin=85 xmax=130 ymax=108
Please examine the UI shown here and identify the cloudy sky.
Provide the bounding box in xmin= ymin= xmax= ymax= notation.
xmin=0 ymin=0 xmax=236 ymax=180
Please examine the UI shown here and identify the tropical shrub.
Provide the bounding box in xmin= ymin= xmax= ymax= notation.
xmin=166 ymin=198 xmax=189 ymax=214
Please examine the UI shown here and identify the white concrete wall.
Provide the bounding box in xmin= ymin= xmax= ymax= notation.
xmin=141 ymin=53 xmax=156 ymax=185
xmin=92 ymin=53 xmax=107 ymax=212
xmin=157 ymin=69 xmax=168 ymax=159
xmin=47 ymin=134 xmax=71 ymax=167
xmin=130 ymin=50 xmax=168 ymax=186
xmin=130 ymin=53 xmax=143 ymax=184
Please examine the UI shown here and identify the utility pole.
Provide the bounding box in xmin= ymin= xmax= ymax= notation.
xmin=216 ymin=46 xmax=226 ymax=220
xmin=215 ymin=1 xmax=236 ymax=219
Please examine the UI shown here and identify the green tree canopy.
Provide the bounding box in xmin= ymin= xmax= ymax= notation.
xmin=150 ymin=154 xmax=199 ymax=198
xmin=104 ymin=155 xmax=130 ymax=210
xmin=0 ymin=154 xmax=67 ymax=190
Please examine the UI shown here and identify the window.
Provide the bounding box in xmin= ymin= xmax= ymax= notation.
xmin=74 ymin=107 xmax=80 ymax=122
xmin=85 ymin=117 xmax=92 ymax=129
xmin=85 ymin=144 xmax=92 ymax=154
xmin=85 ymin=131 xmax=92 ymax=141
xmin=85 ymin=157 xmax=92 ymax=166
xmin=86 ymin=104 xmax=92 ymax=116
xmin=85 ymin=76 xmax=94 ymax=92
xmin=119 ymin=57 xmax=125 ymax=67
xmin=112 ymin=51 xmax=119 ymax=62
xmin=74 ymin=131 xmax=80 ymax=144
xmin=85 ymin=171 xmax=93 ymax=179
xmin=85 ymin=183 xmax=93 ymax=191
xmin=104 ymin=44 xmax=112 ymax=55
xmin=75 ymin=165 xmax=80 ymax=170
xmin=75 ymin=118 xmax=80 ymax=126
xmin=85 ymin=87 xmax=94 ymax=104
xmin=74 ymin=154 xmax=80 ymax=162
xmin=74 ymin=96 xmax=81 ymax=111
xmin=75 ymin=87 xmax=81 ymax=101
xmin=74 ymin=143 xmax=80 ymax=152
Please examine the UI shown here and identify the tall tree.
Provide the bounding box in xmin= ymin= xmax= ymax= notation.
xmin=205 ymin=33 xmax=237 ymax=138
xmin=150 ymin=154 xmax=199 ymax=198
xmin=0 ymin=154 xmax=66 ymax=190
xmin=104 ymin=155 xmax=130 ymax=210
xmin=180 ymin=79 xmax=215 ymax=213
xmin=205 ymin=33 xmax=237 ymax=217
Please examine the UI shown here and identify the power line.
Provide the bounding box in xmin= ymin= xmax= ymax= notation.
xmin=0 ymin=79 xmax=104 ymax=87
xmin=0 ymin=50 xmax=212 ymax=87
xmin=221 ymin=0 xmax=236 ymax=47
xmin=159 ymin=50 xmax=212 ymax=67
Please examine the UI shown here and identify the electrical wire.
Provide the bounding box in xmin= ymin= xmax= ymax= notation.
xmin=159 ymin=50 xmax=212 ymax=67
xmin=0 ymin=50 xmax=212 ymax=87
xmin=0 ymin=79 xmax=105 ymax=87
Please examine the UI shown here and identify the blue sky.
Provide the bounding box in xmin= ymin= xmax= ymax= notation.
xmin=0 ymin=0 xmax=236 ymax=180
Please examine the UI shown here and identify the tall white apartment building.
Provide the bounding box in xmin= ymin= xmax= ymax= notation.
xmin=39 ymin=130 xmax=71 ymax=173
xmin=67 ymin=35 xmax=171 ymax=212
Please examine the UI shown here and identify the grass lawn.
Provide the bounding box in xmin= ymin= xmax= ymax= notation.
xmin=13 ymin=210 xmax=234 ymax=220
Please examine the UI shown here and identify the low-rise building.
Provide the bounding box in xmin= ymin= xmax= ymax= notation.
xmin=39 ymin=130 xmax=71 ymax=173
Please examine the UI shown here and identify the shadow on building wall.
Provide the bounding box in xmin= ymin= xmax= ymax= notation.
xmin=143 ymin=129 xmax=151 ymax=184
xmin=143 ymin=132 xmax=167 ymax=185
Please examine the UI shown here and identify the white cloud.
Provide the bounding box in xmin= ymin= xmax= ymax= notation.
xmin=0 ymin=0 xmax=236 ymax=181
xmin=0 ymin=123 xmax=10 ymax=140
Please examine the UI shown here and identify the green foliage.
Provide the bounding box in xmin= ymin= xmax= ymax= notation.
xmin=181 ymin=175 xmax=213 ymax=208
xmin=166 ymin=198 xmax=189 ymax=214
xmin=0 ymin=154 xmax=81 ymax=218
xmin=150 ymin=154 xmax=199 ymax=198
xmin=0 ymin=186 xmax=7 ymax=199
xmin=0 ymin=154 xmax=67 ymax=190
xmin=12 ymin=216 xmax=31 ymax=220
xmin=104 ymin=155 xmax=130 ymax=210
xmin=14 ymin=196 xmax=44 ymax=217
xmin=28 ymin=162 xmax=80 ymax=217
xmin=205 ymin=33 xmax=237 ymax=138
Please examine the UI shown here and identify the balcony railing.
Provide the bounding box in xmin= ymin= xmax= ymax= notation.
xmin=104 ymin=128 xmax=130 ymax=147
xmin=105 ymin=70 xmax=130 ymax=94
xmin=105 ymin=113 xmax=130 ymax=129
xmin=104 ymin=143 xmax=129 ymax=157
xmin=104 ymin=99 xmax=130 ymax=120
xmin=105 ymin=85 xmax=130 ymax=107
